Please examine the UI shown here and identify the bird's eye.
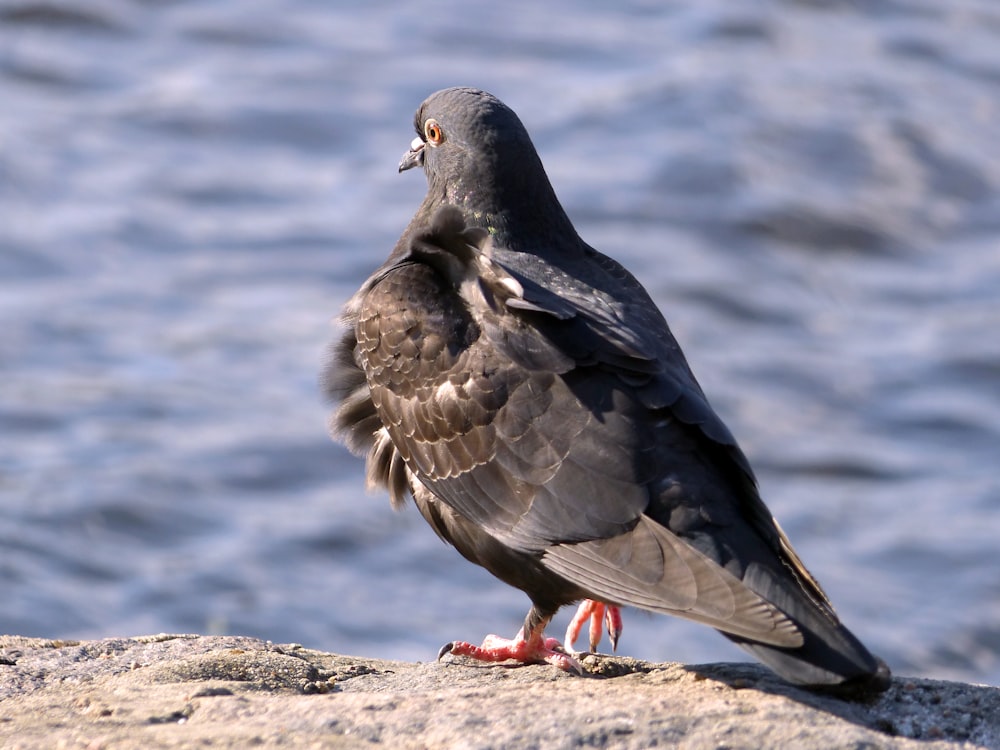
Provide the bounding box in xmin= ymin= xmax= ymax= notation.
xmin=424 ymin=119 xmax=444 ymax=146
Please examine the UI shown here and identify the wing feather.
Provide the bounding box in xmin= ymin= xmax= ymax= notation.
xmin=334 ymin=207 xmax=829 ymax=649
xmin=544 ymin=516 xmax=803 ymax=647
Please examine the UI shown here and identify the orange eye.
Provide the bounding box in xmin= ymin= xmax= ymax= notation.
xmin=424 ymin=119 xmax=444 ymax=145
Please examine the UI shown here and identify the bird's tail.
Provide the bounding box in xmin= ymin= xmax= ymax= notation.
xmin=724 ymin=628 xmax=891 ymax=697
xmin=720 ymin=556 xmax=891 ymax=696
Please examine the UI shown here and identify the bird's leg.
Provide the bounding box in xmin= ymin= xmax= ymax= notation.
xmin=564 ymin=600 xmax=623 ymax=654
xmin=438 ymin=606 xmax=582 ymax=673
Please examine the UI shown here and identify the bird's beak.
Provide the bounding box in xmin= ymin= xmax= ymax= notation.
xmin=398 ymin=136 xmax=425 ymax=173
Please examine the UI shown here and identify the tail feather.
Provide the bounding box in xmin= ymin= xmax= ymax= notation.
xmin=724 ymin=560 xmax=891 ymax=694
xmin=726 ymin=630 xmax=891 ymax=696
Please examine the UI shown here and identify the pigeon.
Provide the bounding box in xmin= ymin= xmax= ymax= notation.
xmin=326 ymin=86 xmax=890 ymax=694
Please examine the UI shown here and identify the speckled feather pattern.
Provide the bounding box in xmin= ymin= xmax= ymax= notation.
xmin=325 ymin=87 xmax=888 ymax=692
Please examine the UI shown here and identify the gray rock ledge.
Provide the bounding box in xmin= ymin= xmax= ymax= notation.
xmin=1 ymin=634 xmax=997 ymax=749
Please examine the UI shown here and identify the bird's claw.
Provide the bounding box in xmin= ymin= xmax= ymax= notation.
xmin=605 ymin=606 xmax=623 ymax=652
xmin=564 ymin=600 xmax=623 ymax=654
xmin=437 ymin=632 xmax=583 ymax=674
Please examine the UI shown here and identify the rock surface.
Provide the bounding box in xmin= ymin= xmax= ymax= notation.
xmin=1 ymin=634 xmax=997 ymax=749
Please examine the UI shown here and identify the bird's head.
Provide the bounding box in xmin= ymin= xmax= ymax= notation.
xmin=398 ymin=87 xmax=569 ymax=241
xmin=399 ymin=87 xmax=533 ymax=176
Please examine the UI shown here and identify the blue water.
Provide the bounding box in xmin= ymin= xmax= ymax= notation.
xmin=2 ymin=0 xmax=999 ymax=686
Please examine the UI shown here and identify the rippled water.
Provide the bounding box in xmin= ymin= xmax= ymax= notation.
xmin=2 ymin=0 xmax=999 ymax=686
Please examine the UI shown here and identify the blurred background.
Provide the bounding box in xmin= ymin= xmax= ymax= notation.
xmin=2 ymin=0 xmax=999 ymax=685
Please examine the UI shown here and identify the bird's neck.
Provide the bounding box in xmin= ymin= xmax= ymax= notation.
xmin=427 ymin=176 xmax=579 ymax=255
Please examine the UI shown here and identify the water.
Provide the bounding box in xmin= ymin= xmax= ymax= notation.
xmin=2 ymin=0 xmax=999 ymax=686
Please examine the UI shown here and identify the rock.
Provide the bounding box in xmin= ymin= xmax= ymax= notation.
xmin=0 ymin=634 xmax=997 ymax=749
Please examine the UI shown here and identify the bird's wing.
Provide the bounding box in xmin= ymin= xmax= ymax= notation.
xmin=354 ymin=260 xmax=649 ymax=550
xmin=344 ymin=209 xmax=823 ymax=644
xmin=542 ymin=516 xmax=802 ymax=646
xmin=480 ymin=226 xmax=835 ymax=615
xmin=488 ymin=241 xmax=755 ymax=477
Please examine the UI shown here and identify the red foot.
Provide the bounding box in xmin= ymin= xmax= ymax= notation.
xmin=439 ymin=627 xmax=581 ymax=673
xmin=564 ymin=600 xmax=623 ymax=654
